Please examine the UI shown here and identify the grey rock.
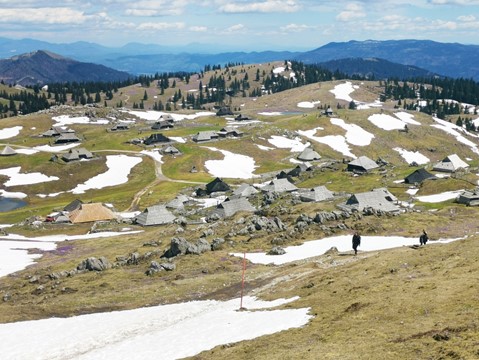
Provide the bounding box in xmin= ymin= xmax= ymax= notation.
xmin=77 ymin=257 xmax=111 ymax=272
xmin=267 ymin=246 xmax=286 ymax=255
xmin=211 ymin=237 xmax=225 ymax=251
xmin=160 ymin=262 xmax=176 ymax=271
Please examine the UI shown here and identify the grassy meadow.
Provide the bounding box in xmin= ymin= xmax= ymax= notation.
xmin=1 ymin=72 xmax=479 ymax=359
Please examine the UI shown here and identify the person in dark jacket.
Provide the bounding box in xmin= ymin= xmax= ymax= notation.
xmin=419 ymin=230 xmax=428 ymax=245
xmin=352 ymin=232 xmax=361 ymax=255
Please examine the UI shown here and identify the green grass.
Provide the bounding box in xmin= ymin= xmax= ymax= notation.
xmin=2 ymin=77 xmax=479 ymax=359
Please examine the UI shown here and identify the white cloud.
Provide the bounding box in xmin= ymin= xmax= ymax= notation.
xmin=125 ymin=0 xmax=188 ymax=16
xmin=336 ymin=3 xmax=366 ymax=21
xmin=457 ymin=14 xmax=476 ymax=21
xmin=189 ymin=25 xmax=208 ymax=32
xmin=429 ymin=0 xmax=479 ymax=4
xmin=280 ymin=23 xmax=314 ymax=32
xmin=219 ymin=0 xmax=301 ymax=13
xmin=0 ymin=8 xmax=86 ymax=24
xmin=225 ymin=23 xmax=245 ymax=32
xmin=136 ymin=22 xmax=185 ymax=30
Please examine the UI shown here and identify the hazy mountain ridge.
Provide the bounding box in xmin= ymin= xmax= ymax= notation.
xmin=297 ymin=39 xmax=479 ymax=80
xmin=1 ymin=38 xmax=478 ymax=80
xmin=0 ymin=50 xmax=132 ymax=86
xmin=316 ymin=57 xmax=439 ymax=79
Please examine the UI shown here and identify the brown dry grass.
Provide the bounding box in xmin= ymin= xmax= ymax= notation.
xmin=2 ymin=75 xmax=479 ymax=359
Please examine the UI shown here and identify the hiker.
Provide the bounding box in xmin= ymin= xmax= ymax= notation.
xmin=419 ymin=230 xmax=428 ymax=245
xmin=352 ymin=232 xmax=361 ymax=255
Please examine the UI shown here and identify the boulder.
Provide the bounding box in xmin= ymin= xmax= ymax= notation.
xmin=211 ymin=238 xmax=225 ymax=251
xmin=160 ymin=262 xmax=176 ymax=271
xmin=162 ymin=237 xmax=192 ymax=258
xmin=77 ymin=257 xmax=111 ymax=272
xmin=267 ymin=246 xmax=286 ymax=255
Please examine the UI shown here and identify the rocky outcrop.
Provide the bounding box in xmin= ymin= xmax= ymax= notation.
xmin=162 ymin=237 xmax=211 ymax=258
xmin=267 ymin=246 xmax=286 ymax=255
xmin=145 ymin=261 xmax=176 ymax=276
xmin=77 ymin=257 xmax=111 ymax=272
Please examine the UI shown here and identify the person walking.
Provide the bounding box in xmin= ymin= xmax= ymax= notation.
xmin=352 ymin=232 xmax=361 ymax=255
xmin=419 ymin=230 xmax=428 ymax=245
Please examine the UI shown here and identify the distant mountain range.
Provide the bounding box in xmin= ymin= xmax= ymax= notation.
xmin=296 ymin=39 xmax=479 ymax=80
xmin=316 ymin=57 xmax=438 ymax=79
xmin=0 ymin=50 xmax=131 ymax=86
xmin=0 ymin=38 xmax=478 ymax=82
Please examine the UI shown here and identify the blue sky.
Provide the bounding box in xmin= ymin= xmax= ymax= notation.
xmin=0 ymin=0 xmax=478 ymax=50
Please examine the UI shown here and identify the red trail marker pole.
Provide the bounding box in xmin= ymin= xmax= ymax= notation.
xmin=239 ymin=252 xmax=246 ymax=310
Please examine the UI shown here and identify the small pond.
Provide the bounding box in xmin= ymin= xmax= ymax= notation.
xmin=0 ymin=197 xmax=27 ymax=212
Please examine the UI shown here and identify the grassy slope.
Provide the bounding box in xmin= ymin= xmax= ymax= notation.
xmin=1 ymin=73 xmax=479 ymax=359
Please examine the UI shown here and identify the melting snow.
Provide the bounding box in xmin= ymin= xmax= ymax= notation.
xmin=267 ymin=135 xmax=310 ymax=152
xmin=0 ymin=126 xmax=22 ymax=140
xmin=33 ymin=143 xmax=80 ymax=152
xmin=127 ymin=110 xmax=215 ymax=122
xmin=330 ymin=81 xmax=357 ymax=102
xmin=415 ymin=190 xmax=463 ymax=203
xmin=0 ymin=189 xmax=27 ymax=199
xmin=71 ymin=155 xmax=142 ymax=194
xmin=0 ymin=231 xmax=142 ymax=278
xmin=297 ymin=128 xmax=356 ymax=158
xmin=368 ymin=113 xmax=408 ymax=131
xmin=0 ymin=167 xmax=59 ymax=187
xmin=297 ymin=101 xmax=320 ymax=109
xmin=394 ymin=111 xmax=421 ymax=125
xmin=52 ymin=115 xmax=109 ymax=126
xmin=140 ymin=150 xmax=163 ymax=163
xmin=330 ymin=118 xmax=374 ymax=146
xmin=204 ymin=147 xmax=258 ymax=179
xmin=393 ymin=148 xmax=430 ymax=165
xmin=431 ymin=117 xmax=479 ymax=155
xmin=0 ymin=296 xmax=311 ymax=360
xmin=232 ymin=235 xmax=464 ymax=265
xmin=14 ymin=148 xmax=39 ymax=155
xmin=256 ymin=144 xmax=274 ymax=151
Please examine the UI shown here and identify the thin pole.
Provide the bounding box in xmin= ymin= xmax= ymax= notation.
xmin=240 ymin=252 xmax=246 ymax=310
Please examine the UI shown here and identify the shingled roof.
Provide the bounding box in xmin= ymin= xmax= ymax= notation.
xmin=211 ymin=198 xmax=256 ymax=218
xmin=299 ymin=185 xmax=334 ymax=202
xmin=404 ymin=168 xmax=437 ymax=184
xmin=262 ymin=178 xmax=298 ymax=193
xmin=347 ymin=156 xmax=379 ymax=173
xmin=69 ymin=203 xmax=116 ymax=223
xmin=297 ymin=147 xmax=321 ymax=161
xmin=232 ymin=183 xmax=258 ymax=198
xmin=432 ymin=154 xmax=469 ymax=173
xmin=205 ymin=177 xmax=231 ymax=194
xmin=0 ymin=146 xmax=17 ymax=156
xmin=144 ymin=133 xmax=171 ymax=145
xmin=134 ymin=205 xmax=176 ymax=226
xmin=342 ymin=188 xmax=400 ymax=214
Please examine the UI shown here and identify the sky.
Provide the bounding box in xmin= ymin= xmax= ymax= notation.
xmin=0 ymin=0 xmax=478 ymax=51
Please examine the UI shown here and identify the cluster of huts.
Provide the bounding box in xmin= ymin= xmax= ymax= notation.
xmin=45 ymin=200 xmax=117 ymax=224
xmin=42 ymin=126 xmax=81 ymax=144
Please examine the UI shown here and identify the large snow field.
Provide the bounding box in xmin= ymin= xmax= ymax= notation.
xmin=0 ymin=296 xmax=311 ymax=360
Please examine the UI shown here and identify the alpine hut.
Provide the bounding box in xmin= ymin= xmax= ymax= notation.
xmin=347 ymin=156 xmax=379 ymax=173
xmin=262 ymin=178 xmax=298 ymax=193
xmin=299 ymin=185 xmax=334 ymax=202
xmin=134 ymin=205 xmax=176 ymax=226
xmin=432 ymin=154 xmax=469 ymax=173
xmin=211 ymin=198 xmax=255 ymax=218
xmin=297 ymin=147 xmax=321 ymax=161
xmin=68 ymin=203 xmax=116 ymax=224
xmin=0 ymin=146 xmax=17 ymax=156
xmin=205 ymin=177 xmax=231 ymax=194
xmin=404 ymin=168 xmax=437 ymax=184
